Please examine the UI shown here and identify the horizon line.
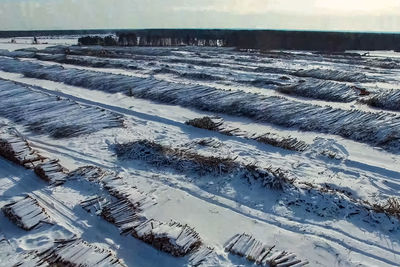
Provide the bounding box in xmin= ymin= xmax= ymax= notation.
xmin=1 ymin=27 xmax=400 ymax=35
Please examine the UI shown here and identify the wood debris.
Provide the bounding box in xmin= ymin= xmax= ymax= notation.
xmin=188 ymin=246 xmax=216 ymax=266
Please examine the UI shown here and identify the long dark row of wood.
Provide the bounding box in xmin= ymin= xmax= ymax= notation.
xmin=186 ymin=116 xmax=309 ymax=152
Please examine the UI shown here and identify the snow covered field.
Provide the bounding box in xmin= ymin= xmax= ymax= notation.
xmin=0 ymin=37 xmax=400 ymax=266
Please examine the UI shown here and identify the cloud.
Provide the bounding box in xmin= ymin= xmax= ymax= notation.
xmin=173 ymin=0 xmax=400 ymax=16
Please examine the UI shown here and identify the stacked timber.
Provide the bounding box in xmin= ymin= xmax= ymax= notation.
xmin=0 ymin=126 xmax=45 ymax=168
xmin=101 ymin=198 xmax=146 ymax=228
xmin=225 ymin=233 xmax=308 ymax=266
xmin=34 ymin=159 xmax=68 ymax=186
xmin=38 ymin=239 xmax=127 ymax=267
xmin=100 ymin=198 xmax=202 ymax=256
xmin=71 ymin=166 xmax=155 ymax=210
xmin=72 ymin=166 xmax=203 ymax=258
xmin=130 ymin=220 xmax=202 ymax=257
xmin=0 ymin=127 xmax=69 ymax=186
xmin=2 ymin=195 xmax=51 ymax=230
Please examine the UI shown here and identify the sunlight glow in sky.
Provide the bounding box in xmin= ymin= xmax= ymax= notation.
xmin=1 ymin=0 xmax=400 ymax=32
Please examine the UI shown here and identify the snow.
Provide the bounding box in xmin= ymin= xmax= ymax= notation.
xmin=0 ymin=40 xmax=400 ymax=266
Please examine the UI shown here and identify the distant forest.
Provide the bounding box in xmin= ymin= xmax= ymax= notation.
xmin=2 ymin=29 xmax=400 ymax=51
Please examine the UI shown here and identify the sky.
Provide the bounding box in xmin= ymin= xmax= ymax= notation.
xmin=1 ymin=0 xmax=400 ymax=32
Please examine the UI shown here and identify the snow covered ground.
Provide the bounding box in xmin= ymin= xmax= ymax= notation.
xmin=1 ymin=37 xmax=400 ymax=266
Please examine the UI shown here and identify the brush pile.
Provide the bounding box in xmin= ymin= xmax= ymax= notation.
xmin=113 ymin=140 xmax=294 ymax=190
xmin=80 ymin=196 xmax=110 ymax=214
xmin=185 ymin=116 xmax=224 ymax=131
xmin=370 ymin=197 xmax=400 ymax=220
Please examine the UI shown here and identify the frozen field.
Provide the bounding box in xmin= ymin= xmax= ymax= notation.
xmin=0 ymin=37 xmax=400 ymax=266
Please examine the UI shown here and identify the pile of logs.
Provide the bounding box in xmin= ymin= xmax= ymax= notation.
xmin=225 ymin=233 xmax=308 ymax=266
xmin=129 ymin=220 xmax=202 ymax=257
xmin=0 ymin=126 xmax=46 ymax=168
xmin=0 ymin=126 xmax=68 ymax=186
xmin=34 ymin=159 xmax=68 ymax=186
xmin=70 ymin=166 xmax=155 ymax=211
xmin=2 ymin=195 xmax=51 ymax=230
xmin=97 ymin=196 xmax=203 ymax=257
xmin=38 ymin=239 xmax=127 ymax=267
xmin=73 ymin=165 xmax=204 ymax=258
xmin=101 ymin=198 xmax=146 ymax=228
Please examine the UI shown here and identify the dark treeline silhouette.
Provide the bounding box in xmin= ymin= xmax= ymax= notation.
xmin=116 ymin=30 xmax=400 ymax=51
xmin=78 ymin=35 xmax=117 ymax=46
xmin=2 ymin=29 xmax=400 ymax=51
